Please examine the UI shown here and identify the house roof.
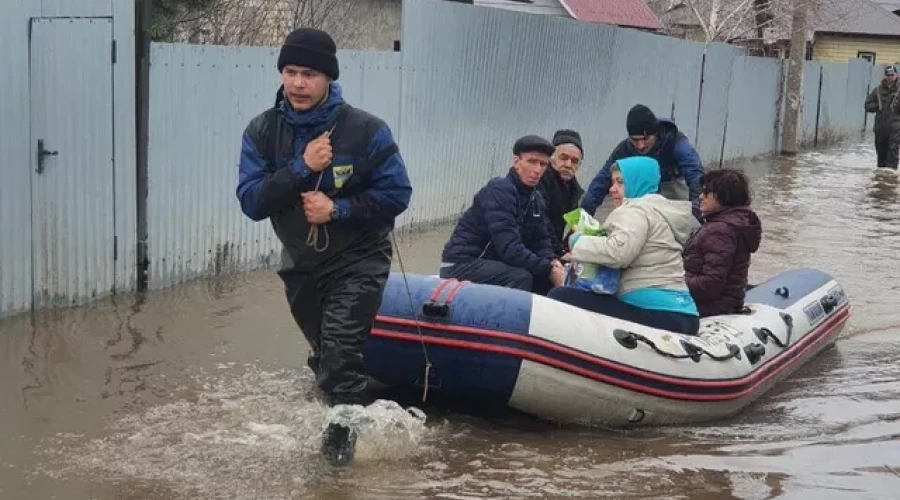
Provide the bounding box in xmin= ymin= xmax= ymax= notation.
xmin=654 ymin=0 xmax=900 ymax=42
xmin=872 ymin=0 xmax=900 ymax=13
xmin=559 ymin=0 xmax=664 ymax=31
xmin=815 ymin=0 xmax=900 ymax=36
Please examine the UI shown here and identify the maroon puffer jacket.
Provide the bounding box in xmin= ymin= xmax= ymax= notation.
xmin=683 ymin=206 xmax=762 ymax=317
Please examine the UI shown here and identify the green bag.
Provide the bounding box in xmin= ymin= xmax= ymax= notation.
xmin=563 ymin=208 xmax=604 ymax=237
xmin=562 ymin=209 xmax=620 ymax=295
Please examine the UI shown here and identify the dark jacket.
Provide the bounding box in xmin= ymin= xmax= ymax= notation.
xmin=441 ymin=169 xmax=556 ymax=277
xmin=683 ymin=206 xmax=762 ymax=317
xmin=581 ymin=119 xmax=703 ymax=214
xmin=537 ymin=168 xmax=584 ymax=256
xmin=236 ymin=82 xmax=412 ymax=273
xmin=865 ymin=78 xmax=900 ymax=136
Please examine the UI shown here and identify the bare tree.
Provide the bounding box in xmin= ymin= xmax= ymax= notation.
xmin=651 ymin=0 xmax=858 ymax=49
xmin=280 ymin=0 xmax=370 ymax=48
xmin=150 ymin=0 xmax=282 ymax=44
xmin=153 ymin=0 xmax=398 ymax=49
xmin=648 ymin=0 xmax=864 ymax=155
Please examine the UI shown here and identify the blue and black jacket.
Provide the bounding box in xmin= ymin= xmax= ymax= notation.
xmin=236 ymin=82 xmax=412 ymax=272
xmin=581 ymin=119 xmax=703 ymax=214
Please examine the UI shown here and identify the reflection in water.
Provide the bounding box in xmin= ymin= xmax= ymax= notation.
xmin=866 ymin=169 xmax=899 ymax=218
xmin=3 ymin=141 xmax=900 ymax=499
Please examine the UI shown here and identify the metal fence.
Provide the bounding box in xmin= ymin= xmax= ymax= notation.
xmin=0 ymin=0 xmax=880 ymax=317
xmin=1 ymin=0 xmax=137 ymax=319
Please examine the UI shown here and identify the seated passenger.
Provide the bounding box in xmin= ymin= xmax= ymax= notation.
xmin=439 ymin=135 xmax=566 ymax=295
xmin=538 ymin=129 xmax=585 ymax=258
xmin=683 ymin=168 xmax=762 ymax=317
xmin=547 ymin=156 xmax=700 ymax=335
xmin=581 ymin=104 xmax=704 ymax=221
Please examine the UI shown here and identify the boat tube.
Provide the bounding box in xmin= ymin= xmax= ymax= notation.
xmin=365 ymin=268 xmax=851 ymax=427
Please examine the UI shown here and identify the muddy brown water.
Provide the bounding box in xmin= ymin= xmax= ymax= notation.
xmin=2 ymin=141 xmax=900 ymax=499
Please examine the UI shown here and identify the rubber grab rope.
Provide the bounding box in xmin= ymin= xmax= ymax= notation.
xmin=613 ymin=329 xmax=746 ymax=363
xmin=753 ymin=312 xmax=794 ymax=348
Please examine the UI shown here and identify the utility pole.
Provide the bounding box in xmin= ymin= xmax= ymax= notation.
xmin=780 ymin=0 xmax=812 ymax=155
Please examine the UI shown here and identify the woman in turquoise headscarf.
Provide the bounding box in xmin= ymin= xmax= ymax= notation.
xmin=547 ymin=156 xmax=700 ymax=335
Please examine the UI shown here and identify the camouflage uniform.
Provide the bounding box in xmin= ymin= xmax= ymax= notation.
xmin=865 ymin=73 xmax=900 ymax=169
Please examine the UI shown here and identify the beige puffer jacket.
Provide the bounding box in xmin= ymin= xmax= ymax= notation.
xmin=571 ymin=194 xmax=694 ymax=296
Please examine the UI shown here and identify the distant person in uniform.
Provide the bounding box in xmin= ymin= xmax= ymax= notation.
xmin=581 ymin=104 xmax=704 ymax=221
xmin=538 ymin=129 xmax=585 ymax=258
xmin=236 ymin=28 xmax=412 ymax=466
xmin=865 ymin=64 xmax=900 ymax=169
xmin=440 ymin=135 xmax=566 ymax=295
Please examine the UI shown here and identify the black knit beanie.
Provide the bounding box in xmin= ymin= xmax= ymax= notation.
xmin=552 ymin=129 xmax=584 ymax=155
xmin=277 ymin=28 xmax=340 ymax=80
xmin=626 ymin=104 xmax=658 ymax=136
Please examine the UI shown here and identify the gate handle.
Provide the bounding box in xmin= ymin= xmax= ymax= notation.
xmin=36 ymin=139 xmax=59 ymax=174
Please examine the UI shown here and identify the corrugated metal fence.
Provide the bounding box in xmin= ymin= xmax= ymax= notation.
xmin=0 ymin=0 xmax=880 ymax=316
xmin=143 ymin=0 xmax=872 ymax=291
xmin=1 ymin=0 xmax=136 ymax=319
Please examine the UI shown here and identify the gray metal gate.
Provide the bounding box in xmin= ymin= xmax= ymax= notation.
xmin=29 ymin=17 xmax=117 ymax=308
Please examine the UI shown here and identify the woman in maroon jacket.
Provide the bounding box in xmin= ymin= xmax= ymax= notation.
xmin=683 ymin=168 xmax=762 ymax=317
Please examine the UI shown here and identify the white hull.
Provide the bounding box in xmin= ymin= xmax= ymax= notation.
xmin=369 ymin=269 xmax=851 ymax=427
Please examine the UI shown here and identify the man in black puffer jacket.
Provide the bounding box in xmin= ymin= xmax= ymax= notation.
xmin=236 ymin=28 xmax=412 ymax=467
xmin=439 ymin=135 xmax=566 ymax=295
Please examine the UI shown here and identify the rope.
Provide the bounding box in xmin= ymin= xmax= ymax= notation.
xmin=391 ymin=229 xmax=433 ymax=403
xmin=616 ymin=329 xmax=741 ymax=362
xmin=305 ymin=123 xmax=338 ymax=253
xmin=306 ymin=172 xmax=330 ymax=252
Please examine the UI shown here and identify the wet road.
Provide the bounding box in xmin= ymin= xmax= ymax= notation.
xmin=2 ymin=140 xmax=900 ymax=499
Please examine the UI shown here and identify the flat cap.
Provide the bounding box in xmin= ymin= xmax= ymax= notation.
xmin=513 ymin=135 xmax=555 ymax=157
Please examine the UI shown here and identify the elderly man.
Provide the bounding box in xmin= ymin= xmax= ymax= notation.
xmin=865 ymin=64 xmax=900 ymax=169
xmin=581 ymin=104 xmax=704 ymax=221
xmin=236 ymin=28 xmax=412 ymax=466
xmin=439 ymin=135 xmax=566 ymax=295
xmin=538 ymin=129 xmax=585 ymax=257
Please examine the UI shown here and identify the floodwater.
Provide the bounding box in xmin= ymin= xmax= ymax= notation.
xmin=2 ymin=140 xmax=900 ymax=500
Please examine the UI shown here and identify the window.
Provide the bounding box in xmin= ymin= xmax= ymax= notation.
xmin=858 ymin=51 xmax=877 ymax=64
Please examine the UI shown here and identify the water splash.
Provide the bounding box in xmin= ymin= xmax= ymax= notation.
xmin=33 ymin=365 xmax=436 ymax=499
xmin=325 ymin=400 xmax=429 ymax=461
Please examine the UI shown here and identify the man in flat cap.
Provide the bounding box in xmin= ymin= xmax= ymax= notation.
xmin=439 ymin=135 xmax=566 ymax=295
xmin=235 ymin=27 xmax=412 ymax=467
xmin=539 ymin=129 xmax=585 ymax=258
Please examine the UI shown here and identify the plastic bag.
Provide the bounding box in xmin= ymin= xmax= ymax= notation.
xmin=562 ymin=208 xmax=621 ymax=295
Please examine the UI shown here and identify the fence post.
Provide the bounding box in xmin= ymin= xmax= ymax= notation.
xmin=862 ymin=67 xmax=868 ymax=133
xmin=135 ymin=0 xmax=151 ymax=292
xmin=813 ymin=65 xmax=823 ymax=148
xmin=719 ymin=59 xmax=732 ymax=168
xmin=694 ymin=49 xmax=707 ymax=147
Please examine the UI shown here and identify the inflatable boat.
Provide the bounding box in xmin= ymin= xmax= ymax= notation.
xmin=365 ymin=268 xmax=851 ymax=427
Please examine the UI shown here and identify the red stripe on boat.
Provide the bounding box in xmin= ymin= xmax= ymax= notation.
xmin=372 ymin=304 xmax=850 ymax=399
